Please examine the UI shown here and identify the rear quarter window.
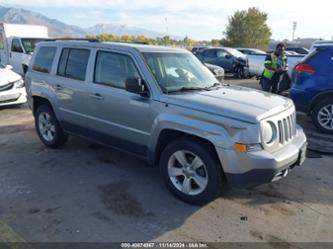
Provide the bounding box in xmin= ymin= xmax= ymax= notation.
xmin=32 ymin=46 xmax=57 ymax=73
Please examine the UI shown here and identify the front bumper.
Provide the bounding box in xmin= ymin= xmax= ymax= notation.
xmin=217 ymin=126 xmax=307 ymax=188
xmin=0 ymin=87 xmax=27 ymax=107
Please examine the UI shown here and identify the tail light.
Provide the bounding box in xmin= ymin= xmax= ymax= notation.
xmin=294 ymin=63 xmax=316 ymax=73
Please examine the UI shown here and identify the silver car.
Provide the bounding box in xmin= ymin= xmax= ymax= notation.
xmin=25 ymin=41 xmax=307 ymax=205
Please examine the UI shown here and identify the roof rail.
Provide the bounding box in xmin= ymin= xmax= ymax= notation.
xmin=50 ymin=38 xmax=100 ymax=42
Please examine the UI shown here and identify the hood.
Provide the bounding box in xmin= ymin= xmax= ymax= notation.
xmin=204 ymin=63 xmax=225 ymax=75
xmin=0 ymin=68 xmax=22 ymax=87
xmin=162 ymin=85 xmax=293 ymax=123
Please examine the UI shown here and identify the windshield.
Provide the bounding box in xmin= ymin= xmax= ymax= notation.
xmin=21 ymin=38 xmax=50 ymax=54
xmin=143 ymin=52 xmax=219 ymax=93
xmin=224 ymin=48 xmax=246 ymax=58
xmin=0 ymin=63 xmax=5 ymax=69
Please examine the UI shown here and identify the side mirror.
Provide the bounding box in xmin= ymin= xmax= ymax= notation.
xmin=125 ymin=77 xmax=148 ymax=96
xmin=5 ymin=65 xmax=13 ymax=70
xmin=225 ymin=54 xmax=231 ymax=59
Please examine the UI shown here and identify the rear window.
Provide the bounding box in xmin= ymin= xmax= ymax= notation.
xmin=303 ymin=47 xmax=333 ymax=68
xmin=57 ymin=48 xmax=90 ymax=81
xmin=32 ymin=46 xmax=57 ymax=73
xmin=300 ymin=49 xmax=318 ymax=64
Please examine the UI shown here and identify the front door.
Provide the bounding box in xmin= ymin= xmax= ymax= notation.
xmin=216 ymin=49 xmax=233 ymax=71
xmin=9 ymin=38 xmax=25 ymax=74
xmin=87 ymin=49 xmax=152 ymax=156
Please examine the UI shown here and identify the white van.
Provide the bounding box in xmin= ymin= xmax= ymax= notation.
xmin=0 ymin=23 xmax=49 ymax=75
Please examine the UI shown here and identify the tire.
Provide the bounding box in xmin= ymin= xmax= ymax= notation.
xmin=312 ymin=98 xmax=333 ymax=134
xmin=160 ymin=138 xmax=224 ymax=205
xmin=35 ymin=105 xmax=68 ymax=148
xmin=233 ymin=65 xmax=244 ymax=79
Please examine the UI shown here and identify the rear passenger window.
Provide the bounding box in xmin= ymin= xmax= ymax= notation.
xmin=57 ymin=48 xmax=90 ymax=81
xmin=32 ymin=47 xmax=57 ymax=73
xmin=94 ymin=51 xmax=140 ymax=89
xmin=204 ymin=50 xmax=216 ymax=58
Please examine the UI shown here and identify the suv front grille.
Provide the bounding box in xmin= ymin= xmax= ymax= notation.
xmin=277 ymin=112 xmax=297 ymax=144
xmin=0 ymin=83 xmax=14 ymax=92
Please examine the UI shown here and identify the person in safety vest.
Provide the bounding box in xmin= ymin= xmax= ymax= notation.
xmin=262 ymin=42 xmax=288 ymax=93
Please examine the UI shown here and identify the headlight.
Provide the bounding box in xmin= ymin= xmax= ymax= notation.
xmin=14 ymin=79 xmax=25 ymax=88
xmin=261 ymin=121 xmax=277 ymax=145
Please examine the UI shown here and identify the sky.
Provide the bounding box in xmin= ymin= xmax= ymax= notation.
xmin=1 ymin=0 xmax=332 ymax=40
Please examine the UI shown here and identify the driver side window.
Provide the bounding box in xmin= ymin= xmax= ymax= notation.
xmin=94 ymin=51 xmax=140 ymax=89
xmin=217 ymin=50 xmax=228 ymax=58
xmin=11 ymin=39 xmax=23 ymax=53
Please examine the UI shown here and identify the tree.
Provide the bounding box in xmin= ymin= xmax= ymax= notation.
xmin=224 ymin=7 xmax=271 ymax=50
xmin=210 ymin=39 xmax=221 ymax=47
xmin=183 ymin=36 xmax=194 ymax=48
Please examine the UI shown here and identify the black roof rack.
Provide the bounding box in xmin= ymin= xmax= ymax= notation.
xmin=50 ymin=38 xmax=100 ymax=42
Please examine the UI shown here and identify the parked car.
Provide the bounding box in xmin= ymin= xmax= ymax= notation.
xmin=0 ymin=23 xmax=50 ymax=75
xmin=286 ymin=47 xmax=309 ymax=55
xmin=196 ymin=47 xmax=249 ymax=78
xmin=310 ymin=40 xmax=333 ymax=51
xmin=191 ymin=46 xmax=208 ymax=55
xmin=248 ymin=52 xmax=304 ymax=78
xmin=0 ymin=63 xmax=26 ymax=107
xmin=26 ymin=41 xmax=307 ymax=204
xmin=236 ymin=48 xmax=266 ymax=55
xmin=290 ymin=44 xmax=333 ymax=134
xmin=205 ymin=63 xmax=224 ymax=82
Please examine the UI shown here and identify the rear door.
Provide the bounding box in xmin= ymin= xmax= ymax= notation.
xmin=201 ymin=49 xmax=217 ymax=65
xmin=52 ymin=47 xmax=92 ymax=129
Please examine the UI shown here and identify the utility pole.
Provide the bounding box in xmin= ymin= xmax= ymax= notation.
xmin=292 ymin=21 xmax=297 ymax=41
xmin=165 ymin=17 xmax=169 ymax=36
xmin=164 ymin=17 xmax=169 ymax=46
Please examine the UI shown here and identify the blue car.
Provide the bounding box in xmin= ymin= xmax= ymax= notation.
xmin=290 ymin=44 xmax=333 ymax=133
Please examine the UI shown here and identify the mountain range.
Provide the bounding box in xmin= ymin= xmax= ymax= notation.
xmin=0 ymin=5 xmax=172 ymax=39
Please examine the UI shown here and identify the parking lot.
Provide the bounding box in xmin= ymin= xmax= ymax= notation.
xmin=0 ymin=78 xmax=333 ymax=245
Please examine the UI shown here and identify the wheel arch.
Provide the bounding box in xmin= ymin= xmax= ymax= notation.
xmin=151 ymin=128 xmax=222 ymax=170
xmin=310 ymin=91 xmax=333 ymax=113
xmin=32 ymin=95 xmax=55 ymax=116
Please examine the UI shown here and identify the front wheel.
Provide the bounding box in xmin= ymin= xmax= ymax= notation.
xmin=160 ymin=139 xmax=224 ymax=205
xmin=234 ymin=65 xmax=245 ymax=79
xmin=35 ymin=105 xmax=68 ymax=148
xmin=312 ymin=98 xmax=333 ymax=134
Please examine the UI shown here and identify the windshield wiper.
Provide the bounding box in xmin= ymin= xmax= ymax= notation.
xmin=204 ymin=82 xmax=222 ymax=90
xmin=168 ymin=86 xmax=207 ymax=93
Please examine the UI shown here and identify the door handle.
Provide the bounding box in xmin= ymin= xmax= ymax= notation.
xmin=54 ymin=84 xmax=63 ymax=90
xmin=89 ymin=93 xmax=104 ymax=100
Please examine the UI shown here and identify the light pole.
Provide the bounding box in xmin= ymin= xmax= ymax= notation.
xmin=292 ymin=21 xmax=297 ymax=41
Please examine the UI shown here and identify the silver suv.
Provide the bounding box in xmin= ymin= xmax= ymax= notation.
xmin=25 ymin=41 xmax=307 ymax=204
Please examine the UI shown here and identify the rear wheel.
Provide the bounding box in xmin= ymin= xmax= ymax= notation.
xmin=160 ymin=138 xmax=223 ymax=205
xmin=35 ymin=105 xmax=68 ymax=148
xmin=312 ymin=98 xmax=333 ymax=134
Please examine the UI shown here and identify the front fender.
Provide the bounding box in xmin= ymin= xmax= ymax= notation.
xmin=149 ymin=113 xmax=242 ymax=154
